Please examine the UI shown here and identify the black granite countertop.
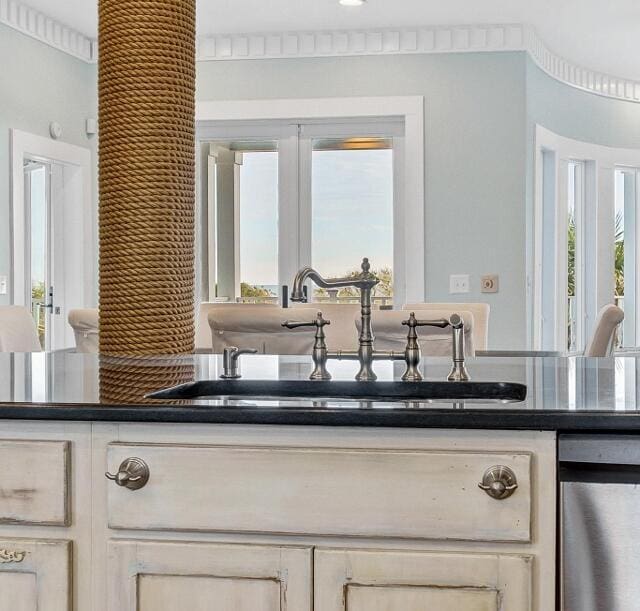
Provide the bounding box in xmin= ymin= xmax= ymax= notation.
xmin=0 ymin=352 xmax=639 ymax=431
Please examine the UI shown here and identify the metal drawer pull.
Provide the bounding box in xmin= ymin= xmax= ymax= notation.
xmin=106 ymin=457 xmax=150 ymax=490
xmin=478 ymin=465 xmax=518 ymax=500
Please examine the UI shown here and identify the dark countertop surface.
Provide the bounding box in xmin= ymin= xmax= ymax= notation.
xmin=1 ymin=352 xmax=639 ymax=431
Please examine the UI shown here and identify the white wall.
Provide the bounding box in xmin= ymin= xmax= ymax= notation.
xmin=197 ymin=52 xmax=528 ymax=349
xmin=0 ymin=23 xmax=98 ymax=306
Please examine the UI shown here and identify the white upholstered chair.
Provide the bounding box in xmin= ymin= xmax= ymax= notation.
xmin=208 ymin=305 xmax=317 ymax=354
xmin=68 ymin=309 xmax=99 ymax=353
xmin=584 ymin=304 xmax=625 ymax=357
xmin=356 ymin=309 xmax=475 ymax=357
xmin=196 ymin=302 xmax=276 ymax=351
xmin=404 ymin=303 xmax=489 ymax=351
xmin=291 ymin=303 xmax=360 ymax=352
xmin=0 ymin=306 xmax=42 ymax=352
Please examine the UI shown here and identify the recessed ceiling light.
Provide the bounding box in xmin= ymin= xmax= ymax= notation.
xmin=339 ymin=0 xmax=366 ymax=6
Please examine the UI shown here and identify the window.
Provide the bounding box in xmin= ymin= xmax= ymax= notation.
xmin=533 ymin=125 xmax=640 ymax=352
xmin=614 ymin=168 xmax=639 ymax=349
xmin=566 ymin=161 xmax=584 ymax=353
xmin=200 ymin=118 xmax=403 ymax=306
xmin=311 ymin=138 xmax=394 ymax=306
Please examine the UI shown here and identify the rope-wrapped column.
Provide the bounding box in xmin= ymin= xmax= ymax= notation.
xmin=98 ymin=0 xmax=196 ymax=357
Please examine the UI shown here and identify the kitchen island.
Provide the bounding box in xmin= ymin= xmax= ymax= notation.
xmin=0 ymin=352 xmax=636 ymax=611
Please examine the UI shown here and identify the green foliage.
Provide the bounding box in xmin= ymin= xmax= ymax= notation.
xmin=240 ymin=282 xmax=275 ymax=298
xmin=314 ymin=267 xmax=394 ymax=299
xmin=568 ymin=213 xmax=624 ymax=298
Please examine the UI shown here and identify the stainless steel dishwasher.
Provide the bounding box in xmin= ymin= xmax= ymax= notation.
xmin=560 ymin=434 xmax=640 ymax=611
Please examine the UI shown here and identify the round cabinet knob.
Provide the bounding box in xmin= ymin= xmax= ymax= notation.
xmin=478 ymin=465 xmax=518 ymax=500
xmin=105 ymin=457 xmax=149 ymax=491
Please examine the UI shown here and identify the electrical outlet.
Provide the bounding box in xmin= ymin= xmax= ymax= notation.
xmin=481 ymin=274 xmax=499 ymax=293
xmin=0 ymin=276 xmax=7 ymax=295
xmin=450 ymin=274 xmax=470 ymax=294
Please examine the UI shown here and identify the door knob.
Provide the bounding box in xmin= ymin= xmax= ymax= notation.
xmin=478 ymin=465 xmax=518 ymax=500
xmin=105 ymin=457 xmax=150 ymax=490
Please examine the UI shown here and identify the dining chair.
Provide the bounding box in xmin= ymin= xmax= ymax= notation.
xmin=584 ymin=304 xmax=625 ymax=357
xmin=0 ymin=306 xmax=42 ymax=352
xmin=68 ymin=308 xmax=99 ymax=353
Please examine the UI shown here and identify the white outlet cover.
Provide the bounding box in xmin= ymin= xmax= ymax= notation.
xmin=0 ymin=276 xmax=7 ymax=295
xmin=450 ymin=274 xmax=470 ymax=294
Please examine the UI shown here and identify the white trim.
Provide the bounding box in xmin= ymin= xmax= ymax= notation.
xmin=531 ymin=125 xmax=640 ymax=350
xmin=195 ymin=24 xmax=640 ymax=104
xmin=2 ymin=3 xmax=639 ymax=105
xmin=0 ymin=0 xmax=95 ymax=62
xmin=196 ymin=96 xmax=425 ymax=305
xmin=10 ymin=129 xmax=93 ymax=347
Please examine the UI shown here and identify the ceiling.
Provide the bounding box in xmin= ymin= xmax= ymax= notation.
xmin=22 ymin=0 xmax=640 ymax=81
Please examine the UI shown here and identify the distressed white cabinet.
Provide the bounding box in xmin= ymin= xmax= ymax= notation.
xmin=315 ymin=548 xmax=532 ymax=611
xmin=107 ymin=540 xmax=312 ymax=611
xmin=0 ymin=538 xmax=72 ymax=611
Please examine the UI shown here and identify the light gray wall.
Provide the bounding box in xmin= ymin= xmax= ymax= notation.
xmin=197 ymin=52 xmax=528 ymax=349
xmin=0 ymin=23 xmax=97 ymax=306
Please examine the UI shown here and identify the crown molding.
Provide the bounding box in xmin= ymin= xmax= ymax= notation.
xmin=0 ymin=0 xmax=95 ymax=62
xmin=2 ymin=1 xmax=639 ymax=104
xmin=197 ymin=23 xmax=640 ymax=104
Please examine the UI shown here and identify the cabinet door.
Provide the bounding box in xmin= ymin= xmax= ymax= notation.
xmin=108 ymin=540 xmax=312 ymax=611
xmin=315 ymin=549 xmax=531 ymax=611
xmin=0 ymin=538 xmax=71 ymax=611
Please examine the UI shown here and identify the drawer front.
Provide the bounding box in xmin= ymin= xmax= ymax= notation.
xmin=0 ymin=440 xmax=70 ymax=526
xmin=107 ymin=443 xmax=531 ymax=542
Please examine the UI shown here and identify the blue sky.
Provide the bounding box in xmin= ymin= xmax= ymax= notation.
xmin=239 ymin=148 xmax=393 ymax=285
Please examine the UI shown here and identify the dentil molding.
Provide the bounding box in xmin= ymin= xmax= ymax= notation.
xmin=0 ymin=0 xmax=94 ymax=62
xmin=1 ymin=0 xmax=639 ymax=104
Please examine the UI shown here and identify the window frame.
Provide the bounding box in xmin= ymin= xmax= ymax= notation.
xmin=196 ymin=96 xmax=425 ymax=308
xmin=532 ymin=125 xmax=640 ymax=352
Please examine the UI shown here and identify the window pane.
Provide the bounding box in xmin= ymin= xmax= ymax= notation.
xmin=27 ymin=164 xmax=47 ymax=348
xmin=311 ymin=138 xmax=394 ymax=306
xmin=208 ymin=142 xmax=278 ymax=303
xmin=567 ymin=162 xmax=577 ymax=352
xmin=614 ymin=169 xmax=626 ymax=348
xmin=238 ymin=151 xmax=279 ymax=302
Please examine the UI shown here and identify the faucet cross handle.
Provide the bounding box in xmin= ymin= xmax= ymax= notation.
xmin=282 ymin=312 xmax=332 ymax=381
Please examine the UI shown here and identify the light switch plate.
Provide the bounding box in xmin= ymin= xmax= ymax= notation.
xmin=0 ymin=276 xmax=7 ymax=295
xmin=481 ymin=274 xmax=499 ymax=293
xmin=450 ymin=274 xmax=470 ymax=294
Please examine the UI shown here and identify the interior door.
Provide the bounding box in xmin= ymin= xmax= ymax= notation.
xmin=108 ymin=540 xmax=312 ymax=611
xmin=314 ymin=549 xmax=532 ymax=611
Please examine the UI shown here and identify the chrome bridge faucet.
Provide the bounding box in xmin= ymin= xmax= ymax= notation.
xmin=284 ymin=258 xmax=470 ymax=382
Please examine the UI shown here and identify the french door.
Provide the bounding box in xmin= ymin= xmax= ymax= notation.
xmin=198 ymin=117 xmax=404 ymax=306
xmin=23 ymin=159 xmax=67 ymax=350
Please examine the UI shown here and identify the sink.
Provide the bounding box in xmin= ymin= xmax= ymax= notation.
xmin=146 ymin=380 xmax=527 ymax=403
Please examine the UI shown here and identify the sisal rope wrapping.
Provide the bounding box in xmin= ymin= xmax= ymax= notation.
xmin=99 ymin=356 xmax=194 ymax=405
xmin=98 ymin=0 xmax=196 ymax=357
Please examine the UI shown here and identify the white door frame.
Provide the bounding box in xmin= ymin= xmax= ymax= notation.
xmin=531 ymin=124 xmax=640 ymax=350
xmin=196 ymin=96 xmax=426 ymax=306
xmin=10 ymin=129 xmax=92 ymax=348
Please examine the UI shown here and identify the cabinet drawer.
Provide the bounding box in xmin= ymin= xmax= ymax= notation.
xmin=107 ymin=443 xmax=531 ymax=542
xmin=0 ymin=440 xmax=70 ymax=526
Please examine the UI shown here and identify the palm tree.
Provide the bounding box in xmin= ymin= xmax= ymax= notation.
xmin=615 ymin=210 xmax=624 ymax=298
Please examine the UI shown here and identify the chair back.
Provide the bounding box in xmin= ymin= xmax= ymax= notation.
xmin=291 ymin=303 xmax=360 ymax=352
xmin=356 ymin=309 xmax=475 ymax=356
xmin=0 ymin=306 xmax=42 ymax=352
xmin=197 ymin=302 xmax=276 ymax=350
xmin=208 ymin=305 xmax=317 ymax=354
xmin=404 ymin=302 xmax=489 ymax=351
xmin=584 ymin=304 xmax=624 ymax=357
xmin=68 ymin=309 xmax=99 ymax=353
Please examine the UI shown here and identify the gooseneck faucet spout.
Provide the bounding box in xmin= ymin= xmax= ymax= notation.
xmin=290 ymin=258 xmax=387 ymax=381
